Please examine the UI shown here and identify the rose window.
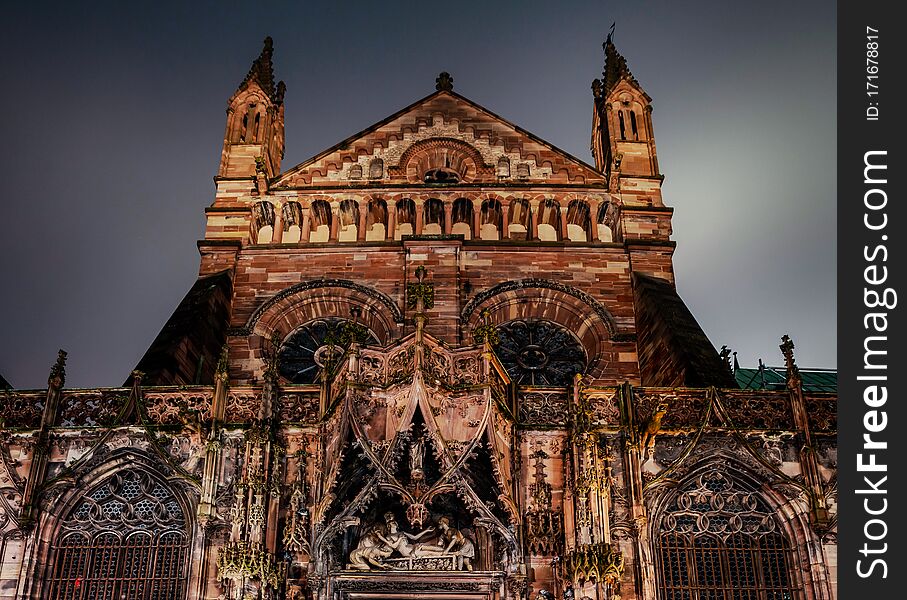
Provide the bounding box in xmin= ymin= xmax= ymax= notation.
xmin=494 ymin=319 xmax=587 ymax=386
xmin=279 ymin=318 xmax=379 ymax=384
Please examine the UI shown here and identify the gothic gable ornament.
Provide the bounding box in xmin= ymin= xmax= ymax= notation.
xmin=271 ymin=86 xmax=606 ymax=188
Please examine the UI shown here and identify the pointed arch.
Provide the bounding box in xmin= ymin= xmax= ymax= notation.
xmin=648 ymin=457 xmax=827 ymax=600
xmin=28 ymin=450 xmax=196 ymax=600
xmin=462 ymin=279 xmax=620 ymax=379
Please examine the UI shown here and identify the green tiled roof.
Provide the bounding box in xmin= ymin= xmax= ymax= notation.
xmin=735 ymin=365 xmax=836 ymax=393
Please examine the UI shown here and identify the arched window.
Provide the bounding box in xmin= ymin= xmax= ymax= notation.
xmin=656 ymin=469 xmax=801 ymax=600
xmin=365 ymin=199 xmax=388 ymax=241
xmin=348 ymin=164 xmax=363 ymax=180
xmin=309 ymin=200 xmax=332 ymax=242
xmin=537 ymin=199 xmax=561 ymax=241
xmin=338 ymin=199 xmax=360 ymax=242
xmin=480 ymin=199 xmax=503 ymax=241
xmin=508 ymin=199 xmax=531 ymax=240
xmin=496 ymin=156 xmax=511 ymax=178
xmin=423 ymin=198 xmax=445 ymax=235
xmin=252 ymin=200 xmax=276 ymax=244
xmin=565 ymin=200 xmax=591 ymax=242
xmin=46 ymin=469 xmax=190 ymax=599
xmin=282 ymin=201 xmax=303 ymax=244
xmin=395 ymin=198 xmax=416 ymax=239
xmin=596 ymin=202 xmax=614 ymax=243
xmin=451 ymin=198 xmax=473 ymax=239
xmin=239 ymin=112 xmax=249 ymax=142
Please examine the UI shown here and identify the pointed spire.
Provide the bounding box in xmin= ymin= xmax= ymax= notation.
xmin=597 ymin=27 xmax=639 ymax=98
xmin=238 ymin=36 xmax=285 ymax=105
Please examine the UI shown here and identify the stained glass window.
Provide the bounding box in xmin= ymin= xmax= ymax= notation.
xmin=656 ymin=470 xmax=801 ymax=600
xmin=46 ymin=470 xmax=190 ymax=600
xmin=495 ymin=319 xmax=587 ymax=386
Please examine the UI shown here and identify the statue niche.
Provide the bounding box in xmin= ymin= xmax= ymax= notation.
xmin=348 ymin=512 xmax=475 ymax=571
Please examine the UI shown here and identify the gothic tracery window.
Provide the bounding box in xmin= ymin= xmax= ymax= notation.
xmin=495 ymin=319 xmax=587 ymax=386
xmin=279 ymin=317 xmax=379 ymax=384
xmin=656 ymin=470 xmax=801 ymax=600
xmin=46 ymin=469 xmax=190 ymax=600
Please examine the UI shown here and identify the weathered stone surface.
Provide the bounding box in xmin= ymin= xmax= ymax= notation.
xmin=0 ymin=37 xmax=834 ymax=600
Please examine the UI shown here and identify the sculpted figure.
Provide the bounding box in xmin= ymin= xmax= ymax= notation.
xmin=437 ymin=516 xmax=475 ymax=570
xmin=410 ymin=437 xmax=425 ymax=482
xmin=639 ymin=403 xmax=668 ymax=459
xmin=375 ymin=512 xmax=441 ymax=558
xmin=348 ymin=525 xmax=393 ymax=570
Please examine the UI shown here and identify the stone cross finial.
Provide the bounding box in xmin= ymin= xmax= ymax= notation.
xmin=472 ymin=308 xmax=499 ymax=346
xmin=435 ymin=72 xmax=454 ymax=92
xmin=406 ymin=266 xmax=435 ymax=310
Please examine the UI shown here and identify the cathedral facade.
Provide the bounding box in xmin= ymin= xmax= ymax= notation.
xmin=0 ymin=37 xmax=836 ymax=600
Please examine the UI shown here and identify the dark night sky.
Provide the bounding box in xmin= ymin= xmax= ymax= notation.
xmin=0 ymin=1 xmax=836 ymax=389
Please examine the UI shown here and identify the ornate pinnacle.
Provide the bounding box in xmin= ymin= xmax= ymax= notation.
xmin=435 ymin=72 xmax=454 ymax=92
xmin=238 ymin=36 xmax=286 ymax=105
xmin=215 ymin=344 xmax=230 ymax=381
xmin=48 ymin=349 xmax=67 ymax=389
xmin=719 ymin=345 xmax=733 ymax=375
xmin=600 ymin=30 xmax=639 ymax=97
xmin=779 ymin=334 xmax=801 ymax=385
xmin=592 ymin=78 xmax=603 ymax=99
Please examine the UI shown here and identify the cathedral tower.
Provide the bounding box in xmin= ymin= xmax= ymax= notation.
xmin=218 ymin=37 xmax=286 ymax=180
xmin=591 ymin=31 xmax=666 ymax=251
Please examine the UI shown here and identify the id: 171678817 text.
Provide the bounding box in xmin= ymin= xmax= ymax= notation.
xmin=866 ymin=26 xmax=880 ymax=121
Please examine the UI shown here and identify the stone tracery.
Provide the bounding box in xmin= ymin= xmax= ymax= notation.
xmin=45 ymin=469 xmax=190 ymax=599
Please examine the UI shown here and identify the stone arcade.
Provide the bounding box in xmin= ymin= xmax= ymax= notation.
xmin=0 ymin=36 xmax=837 ymax=600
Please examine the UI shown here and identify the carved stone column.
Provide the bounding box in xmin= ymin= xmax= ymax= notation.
xmin=198 ymin=346 xmax=229 ymax=525
xmin=20 ymin=350 xmax=67 ymax=528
